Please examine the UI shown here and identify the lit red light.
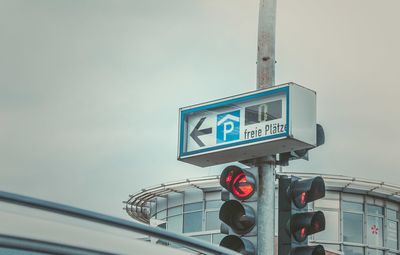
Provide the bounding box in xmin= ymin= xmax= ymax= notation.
xmin=225 ymin=171 xmax=233 ymax=186
xmin=300 ymin=192 xmax=307 ymax=206
xmin=300 ymin=227 xmax=306 ymax=238
xmin=231 ymin=172 xmax=254 ymax=199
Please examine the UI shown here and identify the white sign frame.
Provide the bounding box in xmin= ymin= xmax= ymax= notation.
xmin=177 ymin=83 xmax=316 ymax=167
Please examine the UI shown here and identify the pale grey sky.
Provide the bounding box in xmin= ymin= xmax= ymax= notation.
xmin=0 ymin=0 xmax=399 ymax=219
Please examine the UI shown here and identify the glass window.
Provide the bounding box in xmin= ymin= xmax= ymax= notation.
xmin=156 ymin=197 xmax=167 ymax=212
xmin=367 ymin=205 xmax=383 ymax=216
xmin=366 ymin=249 xmax=383 ymax=255
xmin=184 ymin=202 xmax=202 ymax=212
xmin=206 ymin=200 xmax=223 ymax=209
xmin=387 ymin=209 xmax=399 ymax=220
xmin=387 ymin=220 xmax=398 ymax=250
xmin=168 ymin=206 xmax=182 ymax=217
xmin=167 ymin=194 xmax=183 ymax=208
xmin=167 ymin=215 xmax=182 ymax=233
xmin=343 ymin=246 xmax=364 ymax=255
xmin=343 ymin=212 xmax=363 ymax=243
xmin=206 ymin=211 xmax=220 ymax=231
xmin=184 ymin=190 xmax=203 ymax=203
xmin=314 ymin=211 xmax=339 ymax=241
xmin=157 ymin=209 xmax=166 ymax=219
xmin=367 ymin=216 xmax=383 ymax=247
xmin=343 ymin=201 xmax=363 ymax=212
xmin=183 ymin=211 xmax=203 ymax=233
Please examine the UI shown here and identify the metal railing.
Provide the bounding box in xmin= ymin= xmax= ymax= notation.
xmin=0 ymin=190 xmax=237 ymax=255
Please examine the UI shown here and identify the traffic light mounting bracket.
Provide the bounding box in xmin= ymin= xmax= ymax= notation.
xmin=277 ymin=124 xmax=325 ymax=166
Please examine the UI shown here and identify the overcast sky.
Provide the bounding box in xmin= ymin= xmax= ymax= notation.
xmin=1 ymin=0 xmax=399 ymax=219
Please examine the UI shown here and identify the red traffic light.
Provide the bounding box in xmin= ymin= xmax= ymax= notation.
xmin=220 ymin=166 xmax=256 ymax=200
xmin=290 ymin=211 xmax=325 ymax=242
xmin=289 ymin=176 xmax=325 ymax=209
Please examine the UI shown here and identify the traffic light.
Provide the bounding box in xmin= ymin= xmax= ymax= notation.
xmin=278 ymin=175 xmax=326 ymax=255
xmin=219 ymin=165 xmax=257 ymax=255
xmin=279 ymin=124 xmax=325 ymax=165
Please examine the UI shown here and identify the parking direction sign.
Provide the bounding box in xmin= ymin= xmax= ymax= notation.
xmin=178 ymin=83 xmax=316 ymax=167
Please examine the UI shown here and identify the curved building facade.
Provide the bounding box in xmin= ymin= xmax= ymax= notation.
xmin=124 ymin=172 xmax=400 ymax=255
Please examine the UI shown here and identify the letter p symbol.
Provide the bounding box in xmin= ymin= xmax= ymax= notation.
xmin=223 ymin=121 xmax=234 ymax=141
xmin=217 ymin=110 xmax=240 ymax=144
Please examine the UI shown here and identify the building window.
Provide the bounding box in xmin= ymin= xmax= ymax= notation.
xmin=367 ymin=215 xmax=383 ymax=247
xmin=183 ymin=211 xmax=203 ymax=233
xmin=343 ymin=212 xmax=363 ymax=243
xmin=167 ymin=215 xmax=182 ymax=233
xmin=343 ymin=245 xmax=364 ymax=255
xmin=205 ymin=200 xmax=222 ymax=210
xmin=367 ymin=205 xmax=383 ymax=215
xmin=184 ymin=202 xmax=202 ymax=212
xmin=343 ymin=201 xmax=363 ymax=244
xmin=206 ymin=210 xmax=220 ymax=231
xmin=205 ymin=200 xmax=222 ymax=231
xmin=168 ymin=206 xmax=182 ymax=217
xmin=366 ymin=204 xmax=383 ymax=247
xmin=156 ymin=210 xmax=167 ymax=220
xmin=183 ymin=202 xmax=203 ymax=233
xmin=343 ymin=201 xmax=363 ymax=212
xmin=366 ymin=248 xmax=383 ymax=255
xmin=387 ymin=208 xmax=399 ymax=250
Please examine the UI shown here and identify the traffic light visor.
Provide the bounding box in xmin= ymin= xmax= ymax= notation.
xmin=220 ymin=166 xmax=256 ymax=200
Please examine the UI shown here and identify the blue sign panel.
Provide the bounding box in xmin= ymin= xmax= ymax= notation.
xmin=217 ymin=110 xmax=241 ymax=144
xmin=178 ymin=86 xmax=290 ymax=159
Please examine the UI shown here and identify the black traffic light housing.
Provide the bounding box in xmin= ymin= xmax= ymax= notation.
xmin=290 ymin=176 xmax=325 ymax=209
xmin=219 ymin=200 xmax=256 ymax=235
xmin=219 ymin=165 xmax=258 ymax=255
xmin=219 ymin=235 xmax=255 ymax=255
xmin=279 ymin=124 xmax=325 ymax=166
xmin=220 ymin=165 xmax=257 ymax=200
xmin=278 ymin=175 xmax=326 ymax=255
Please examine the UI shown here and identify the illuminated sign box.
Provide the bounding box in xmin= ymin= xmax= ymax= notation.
xmin=178 ymin=83 xmax=316 ymax=167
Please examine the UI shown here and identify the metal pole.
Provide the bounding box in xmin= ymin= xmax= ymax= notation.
xmin=257 ymin=157 xmax=275 ymax=255
xmin=256 ymin=0 xmax=277 ymax=255
xmin=257 ymin=0 xmax=276 ymax=88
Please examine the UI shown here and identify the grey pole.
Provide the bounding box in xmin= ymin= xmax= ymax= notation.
xmin=256 ymin=0 xmax=277 ymax=255
xmin=257 ymin=0 xmax=276 ymax=88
